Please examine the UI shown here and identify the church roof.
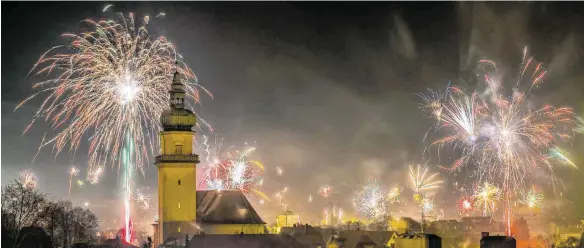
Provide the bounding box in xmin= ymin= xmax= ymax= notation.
xmin=196 ymin=190 xmax=266 ymax=225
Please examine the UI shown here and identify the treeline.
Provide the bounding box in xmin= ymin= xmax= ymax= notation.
xmin=1 ymin=180 xmax=99 ymax=248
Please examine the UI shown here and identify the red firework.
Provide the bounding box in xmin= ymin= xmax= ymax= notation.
xmin=457 ymin=196 xmax=474 ymax=216
xmin=119 ymin=219 xmax=134 ymax=243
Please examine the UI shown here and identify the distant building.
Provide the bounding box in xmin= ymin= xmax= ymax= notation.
xmin=278 ymin=210 xmax=301 ymax=228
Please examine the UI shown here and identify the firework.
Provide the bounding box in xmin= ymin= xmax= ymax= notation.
xmin=353 ymin=179 xmax=388 ymax=219
xmin=421 ymin=197 xmax=435 ymax=214
xmin=521 ymin=186 xmax=544 ymax=209
xmin=388 ymin=185 xmax=403 ymax=203
xmin=19 ymin=170 xmax=38 ymax=189
xmin=68 ymin=166 xmax=79 ymax=195
xmin=576 ymin=116 xmax=584 ymax=134
xmin=276 ymin=166 xmax=283 ymax=176
xmin=19 ymin=12 xmax=210 ymax=171
xmin=77 ymin=180 xmax=85 ymax=186
xmin=409 ymin=165 xmax=443 ymax=193
xmin=87 ymin=166 xmax=104 ymax=184
xmin=134 ymin=187 xmax=151 ymax=211
xmin=421 ymin=47 xmax=574 ymax=234
xmin=473 ymin=182 xmax=500 ymax=216
xmin=323 ymin=205 xmax=344 ymax=226
xmin=457 ymin=196 xmax=474 ymax=216
xmin=318 ymin=185 xmax=333 ymax=198
xmin=308 ymin=194 xmax=313 ymax=202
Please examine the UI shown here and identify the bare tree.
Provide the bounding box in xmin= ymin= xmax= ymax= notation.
xmin=1 ymin=180 xmax=47 ymax=248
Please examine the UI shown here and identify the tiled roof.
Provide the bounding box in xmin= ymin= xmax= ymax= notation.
xmin=196 ymin=190 xmax=266 ymax=224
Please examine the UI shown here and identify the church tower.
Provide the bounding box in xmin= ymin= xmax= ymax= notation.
xmin=156 ymin=69 xmax=199 ymax=243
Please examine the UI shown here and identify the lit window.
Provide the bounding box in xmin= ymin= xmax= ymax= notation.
xmin=178 ymin=202 xmax=181 ymax=209
xmin=178 ymin=227 xmax=181 ymax=232
xmin=175 ymin=144 xmax=183 ymax=154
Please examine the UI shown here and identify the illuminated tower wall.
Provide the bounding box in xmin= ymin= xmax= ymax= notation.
xmin=156 ymin=71 xmax=199 ymax=243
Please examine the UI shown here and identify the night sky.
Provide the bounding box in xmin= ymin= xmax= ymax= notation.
xmin=2 ymin=2 xmax=584 ymax=229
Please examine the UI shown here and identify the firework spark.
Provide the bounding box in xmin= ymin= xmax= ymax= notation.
xmin=134 ymin=187 xmax=151 ymax=211
xmin=409 ymin=165 xmax=443 ymax=193
xmin=318 ymin=185 xmax=333 ymax=199
xmin=276 ymin=166 xmax=283 ymax=176
xmin=76 ymin=180 xmax=85 ymax=187
xmin=473 ymin=182 xmax=500 ymax=216
xmin=87 ymin=166 xmax=104 ymax=184
xmin=353 ymin=179 xmax=388 ymax=219
xmin=68 ymin=166 xmax=79 ymax=195
xmin=19 ymin=170 xmax=38 ymax=189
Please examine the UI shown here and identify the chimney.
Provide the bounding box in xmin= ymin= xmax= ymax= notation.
xmin=482 ymin=232 xmax=489 ymax=238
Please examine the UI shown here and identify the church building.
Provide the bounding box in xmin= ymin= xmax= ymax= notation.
xmin=152 ymin=69 xmax=266 ymax=246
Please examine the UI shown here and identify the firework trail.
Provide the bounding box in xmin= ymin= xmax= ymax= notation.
xmin=276 ymin=167 xmax=283 ymax=176
xmin=318 ymin=185 xmax=333 ymax=199
xmin=409 ymin=165 xmax=443 ymax=194
xmin=323 ymin=205 xmax=343 ymax=226
xmin=457 ymin=196 xmax=474 ymax=216
xmin=17 ymin=12 xmax=211 ymax=243
xmin=68 ymin=166 xmax=80 ymax=195
xmin=19 ymin=170 xmax=38 ymax=189
xmin=575 ymin=116 xmax=584 ymax=134
xmin=353 ymin=179 xmax=388 ymax=219
xmin=548 ymin=146 xmax=578 ymax=169
xmin=308 ymin=194 xmax=313 ymax=202
xmin=473 ymin=182 xmax=500 ymax=216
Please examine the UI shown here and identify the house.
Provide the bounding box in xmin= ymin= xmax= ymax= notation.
xmin=185 ymin=234 xmax=308 ymax=248
xmin=327 ymin=230 xmax=383 ymax=248
xmin=394 ymin=233 xmax=441 ymax=248
xmin=287 ymin=224 xmax=327 ymax=248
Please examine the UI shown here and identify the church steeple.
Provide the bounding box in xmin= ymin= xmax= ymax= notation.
xmin=160 ymin=66 xmax=197 ymax=131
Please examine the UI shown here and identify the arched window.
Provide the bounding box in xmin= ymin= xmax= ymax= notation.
xmin=178 ymin=180 xmax=181 ymax=185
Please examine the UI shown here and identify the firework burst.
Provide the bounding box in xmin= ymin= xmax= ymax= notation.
xmin=19 ymin=170 xmax=38 ymax=189
xmin=318 ymin=185 xmax=334 ymax=199
xmin=575 ymin=116 xmax=584 ymax=134
xmin=473 ymin=182 xmax=500 ymax=216
xmin=548 ymin=146 xmax=578 ymax=169
xmin=409 ymin=165 xmax=443 ymax=193
xmin=353 ymin=179 xmax=388 ymax=219
xmin=388 ymin=185 xmax=403 ymax=204
xmin=521 ymin=186 xmax=544 ymax=209
xmin=17 ymin=12 xmax=211 ymax=171
xmin=457 ymin=196 xmax=474 ymax=216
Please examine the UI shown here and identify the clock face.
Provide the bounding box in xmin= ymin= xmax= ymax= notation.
xmin=171 ymin=98 xmax=183 ymax=105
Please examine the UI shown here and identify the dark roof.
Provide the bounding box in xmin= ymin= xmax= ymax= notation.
xmin=186 ymin=234 xmax=308 ymax=248
xmin=332 ymin=231 xmax=380 ymax=248
xmin=289 ymin=225 xmax=326 ymax=247
xmin=196 ymin=190 xmax=266 ymax=225
xmin=480 ymin=235 xmax=516 ymax=248
xmin=367 ymin=231 xmax=398 ymax=246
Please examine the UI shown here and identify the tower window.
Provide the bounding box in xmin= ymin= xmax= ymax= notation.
xmin=178 ymin=227 xmax=181 ymax=233
xmin=175 ymin=144 xmax=183 ymax=154
xmin=178 ymin=180 xmax=181 ymax=185
xmin=178 ymin=202 xmax=181 ymax=209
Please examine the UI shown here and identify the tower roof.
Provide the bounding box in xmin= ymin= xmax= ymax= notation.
xmin=160 ymin=67 xmax=196 ymax=131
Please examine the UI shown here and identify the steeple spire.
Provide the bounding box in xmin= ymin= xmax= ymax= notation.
xmin=160 ymin=62 xmax=196 ymax=131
